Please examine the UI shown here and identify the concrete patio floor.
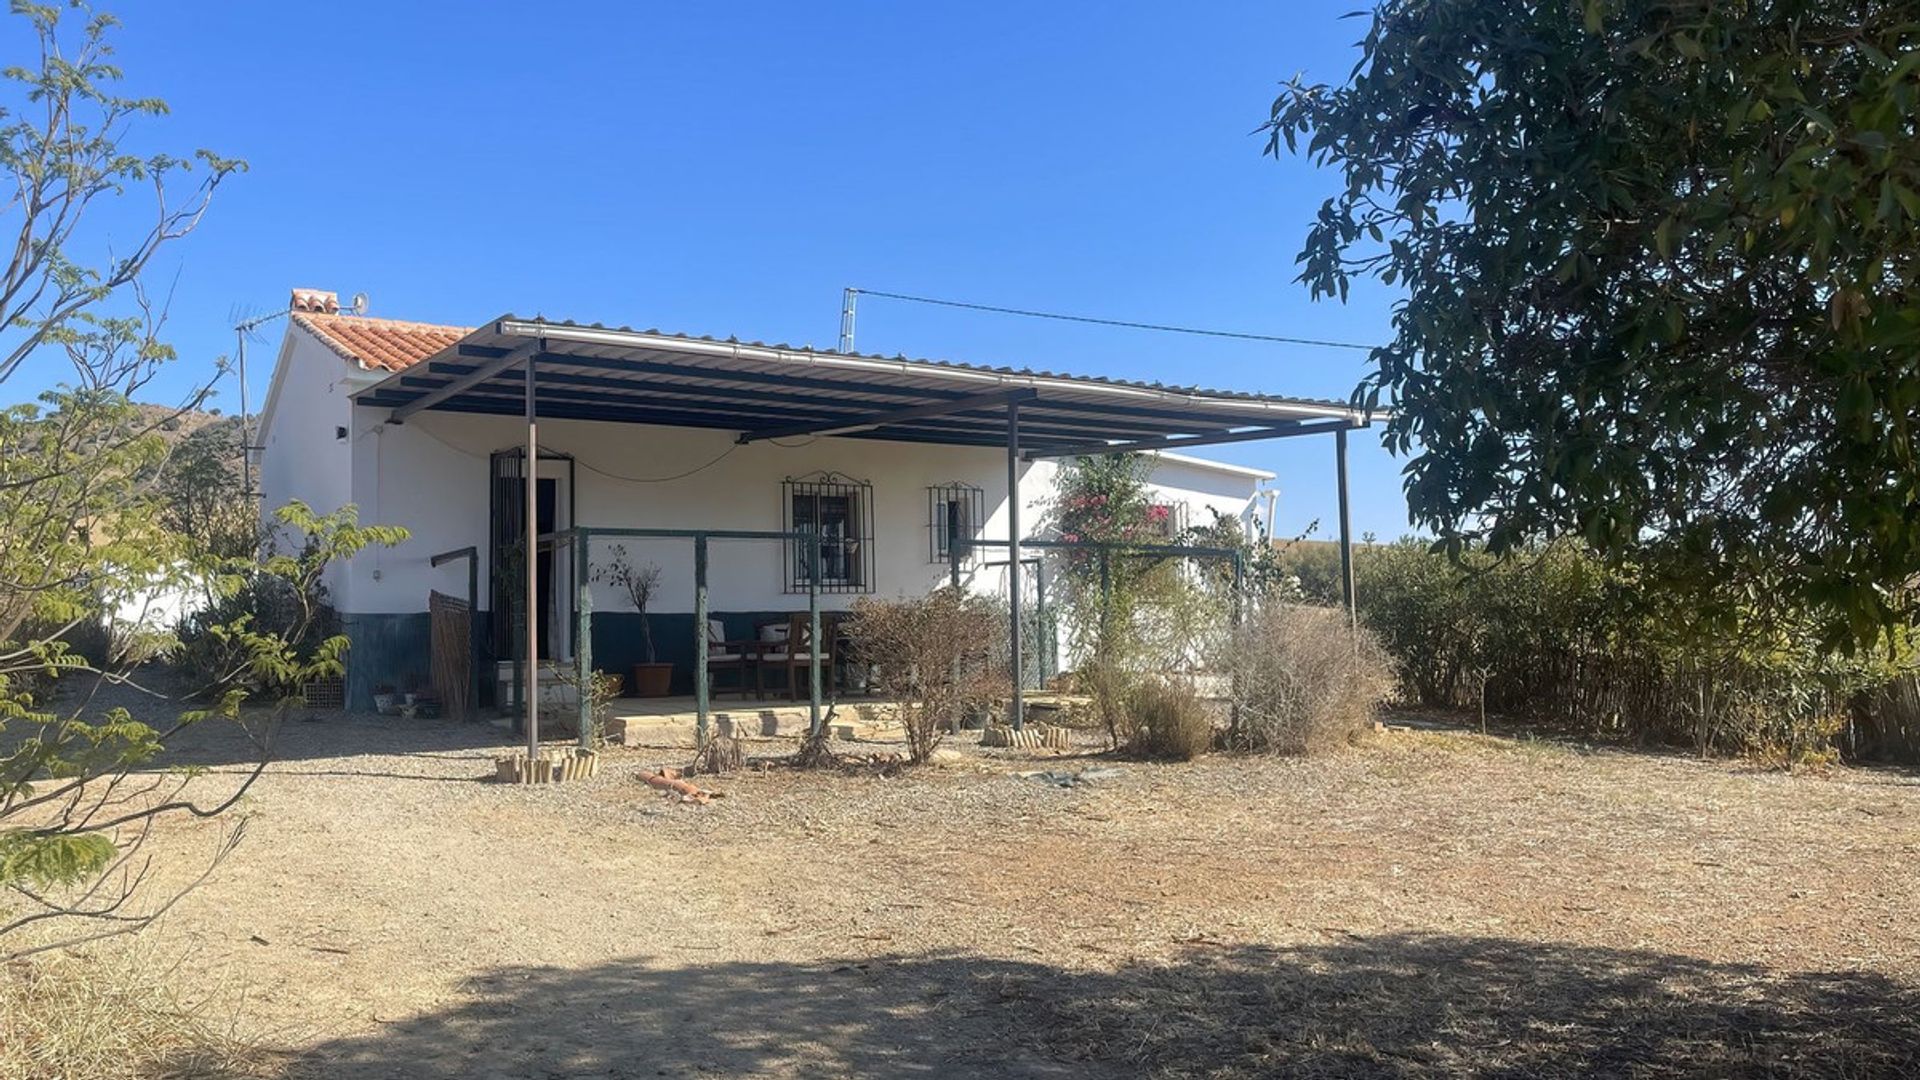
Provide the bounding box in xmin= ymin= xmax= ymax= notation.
xmin=489 ymin=691 xmax=1087 ymax=748
xmin=606 ymin=695 xmax=900 ymax=746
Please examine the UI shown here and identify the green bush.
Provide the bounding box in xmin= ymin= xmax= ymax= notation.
xmin=1123 ymin=679 xmax=1216 ymax=761
xmin=172 ymin=569 xmax=338 ymax=697
xmin=1046 ymin=455 xmax=1236 ymax=747
xmin=1284 ymin=539 xmax=1905 ymax=761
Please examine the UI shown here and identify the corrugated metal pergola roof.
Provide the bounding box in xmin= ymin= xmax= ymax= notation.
xmin=352 ymin=316 xmax=1376 ymax=456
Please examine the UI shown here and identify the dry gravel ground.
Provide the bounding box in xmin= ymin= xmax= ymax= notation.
xmin=108 ymin=708 xmax=1920 ymax=1079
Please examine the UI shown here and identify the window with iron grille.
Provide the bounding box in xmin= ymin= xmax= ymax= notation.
xmin=1147 ymin=501 xmax=1188 ymax=540
xmin=928 ymin=482 xmax=984 ymax=562
xmin=783 ymin=473 xmax=875 ymax=593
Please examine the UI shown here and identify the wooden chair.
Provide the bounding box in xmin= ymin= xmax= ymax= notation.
xmin=759 ymin=613 xmax=835 ymax=700
xmin=704 ymin=618 xmax=751 ymax=699
xmin=824 ymin=612 xmax=864 ymax=694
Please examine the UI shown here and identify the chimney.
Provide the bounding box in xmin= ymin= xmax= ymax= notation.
xmin=290 ymin=287 xmax=340 ymax=314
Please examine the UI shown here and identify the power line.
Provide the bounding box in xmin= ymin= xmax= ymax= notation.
xmin=851 ymin=288 xmax=1378 ymax=352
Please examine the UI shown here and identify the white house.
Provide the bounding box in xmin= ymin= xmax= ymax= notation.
xmin=255 ymin=289 xmax=1365 ymax=713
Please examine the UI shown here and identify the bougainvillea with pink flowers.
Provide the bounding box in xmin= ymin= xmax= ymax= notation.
xmin=1045 ymin=454 xmax=1198 ymax=745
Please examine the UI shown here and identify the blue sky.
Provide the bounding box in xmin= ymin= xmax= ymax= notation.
xmin=9 ymin=1 xmax=1412 ymax=540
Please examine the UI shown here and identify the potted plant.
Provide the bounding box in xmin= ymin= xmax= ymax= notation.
xmin=593 ymin=545 xmax=671 ymax=696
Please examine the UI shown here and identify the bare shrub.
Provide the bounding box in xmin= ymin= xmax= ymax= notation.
xmin=690 ymin=734 xmax=744 ymax=775
xmin=550 ymin=668 xmax=622 ymax=745
xmin=845 ymin=588 xmax=1005 ymax=764
xmin=1124 ymin=680 xmax=1217 ymax=761
xmin=1223 ymin=605 xmax=1395 ymax=754
xmin=0 ymin=941 xmax=265 ymax=1079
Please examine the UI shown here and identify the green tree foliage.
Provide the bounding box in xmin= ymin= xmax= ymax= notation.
xmin=0 ymin=500 xmax=403 ymax=955
xmin=1286 ymin=539 xmax=1901 ymax=762
xmin=153 ymin=413 xmax=257 ymax=561
xmin=0 ymin=4 xmax=242 ymax=387
xmin=0 ymin=392 xmax=187 ymax=667
xmin=1266 ymin=0 xmax=1920 ymax=650
xmin=1046 ymin=455 xmax=1238 ymax=743
xmin=0 ymin=4 xmax=402 ymax=958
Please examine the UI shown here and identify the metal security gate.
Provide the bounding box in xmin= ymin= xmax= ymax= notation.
xmin=488 ymin=448 xmax=575 ymax=680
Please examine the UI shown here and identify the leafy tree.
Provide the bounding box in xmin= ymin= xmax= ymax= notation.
xmin=0 ymin=3 xmax=241 ymax=387
xmin=1046 ymin=454 xmax=1216 ymax=743
xmin=1266 ymin=0 xmax=1920 ymax=650
xmin=0 ymin=501 xmax=403 ymax=958
xmin=154 ymin=413 xmax=258 ymax=561
xmin=0 ymin=4 xmax=401 ymax=958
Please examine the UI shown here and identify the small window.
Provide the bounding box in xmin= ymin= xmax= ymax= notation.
xmin=928 ymin=482 xmax=984 ymax=562
xmin=783 ymin=473 xmax=875 ymax=593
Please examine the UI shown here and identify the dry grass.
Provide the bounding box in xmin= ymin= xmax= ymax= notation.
xmin=91 ymin=705 xmax=1920 ymax=1078
xmin=0 ymin=940 xmax=266 ymax=1080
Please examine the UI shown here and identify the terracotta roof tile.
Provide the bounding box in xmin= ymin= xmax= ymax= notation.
xmin=293 ymin=312 xmax=469 ymax=372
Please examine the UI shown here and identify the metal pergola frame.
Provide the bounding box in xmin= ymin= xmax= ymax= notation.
xmin=355 ymin=317 xmax=1374 ymax=757
xmin=537 ymin=527 xmax=1251 ymax=753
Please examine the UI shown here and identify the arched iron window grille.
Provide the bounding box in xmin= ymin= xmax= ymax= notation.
xmin=782 ymin=472 xmax=875 ymax=593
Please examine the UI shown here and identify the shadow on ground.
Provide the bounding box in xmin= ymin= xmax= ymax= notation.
xmin=40 ymin=663 xmax=517 ymax=776
xmin=288 ymin=933 xmax=1919 ymax=1079
xmin=149 ymin=711 xmax=511 ymax=777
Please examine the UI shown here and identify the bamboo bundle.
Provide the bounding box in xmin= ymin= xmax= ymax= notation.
xmin=493 ymin=748 xmax=599 ymax=784
xmin=979 ymin=724 xmax=1072 ymax=750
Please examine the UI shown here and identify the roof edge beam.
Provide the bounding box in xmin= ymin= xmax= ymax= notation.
xmin=388 ymin=340 xmax=538 ymax=424
xmin=1024 ymin=418 xmax=1358 ymax=460
xmin=736 ymin=387 xmax=1037 ymax=444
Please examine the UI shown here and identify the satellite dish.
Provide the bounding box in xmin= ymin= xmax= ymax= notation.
xmin=349 ymin=292 xmax=370 ymax=316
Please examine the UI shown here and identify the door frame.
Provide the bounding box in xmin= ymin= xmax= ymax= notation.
xmin=488 ymin=448 xmax=578 ymax=662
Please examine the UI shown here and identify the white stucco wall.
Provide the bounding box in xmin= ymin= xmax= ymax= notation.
xmin=255 ymin=328 xmax=365 ymax=608
xmin=335 ymin=406 xmax=1266 ymax=623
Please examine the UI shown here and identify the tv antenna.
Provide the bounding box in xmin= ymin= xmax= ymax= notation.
xmin=228 ymin=290 xmax=369 ymax=509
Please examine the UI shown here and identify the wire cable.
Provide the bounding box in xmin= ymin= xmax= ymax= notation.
xmin=404 ymin=416 xmax=748 ymax=483
xmin=852 ymin=288 xmax=1378 ymax=352
xmin=559 ymin=443 xmax=745 ymax=484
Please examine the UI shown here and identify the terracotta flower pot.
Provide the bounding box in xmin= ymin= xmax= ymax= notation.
xmin=630 ymin=662 xmax=673 ymax=697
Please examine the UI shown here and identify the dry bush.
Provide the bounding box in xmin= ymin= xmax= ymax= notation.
xmin=1123 ymin=680 xmax=1217 ymax=761
xmin=845 ymin=588 xmax=1005 ymax=764
xmin=1223 ymin=604 xmax=1395 ymax=754
xmin=690 ymin=734 xmax=744 ymax=775
xmin=0 ymin=941 xmax=263 ymax=1079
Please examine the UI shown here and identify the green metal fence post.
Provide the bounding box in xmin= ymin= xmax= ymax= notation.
xmin=1033 ymin=560 xmax=1050 ymax=685
xmin=574 ymin=530 xmax=593 ymax=750
xmin=1230 ymin=551 xmax=1245 ymax=629
xmin=808 ymin=534 xmax=823 ymax=735
xmin=465 ymin=552 xmax=480 ymax=721
xmin=1229 ymin=550 xmax=1245 ymax=740
xmin=694 ymin=534 xmax=710 ymax=746
xmin=1098 ymin=547 xmax=1112 ymax=656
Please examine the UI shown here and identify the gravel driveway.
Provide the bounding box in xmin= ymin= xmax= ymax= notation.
xmin=121 ymin=707 xmax=1920 ymax=1079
